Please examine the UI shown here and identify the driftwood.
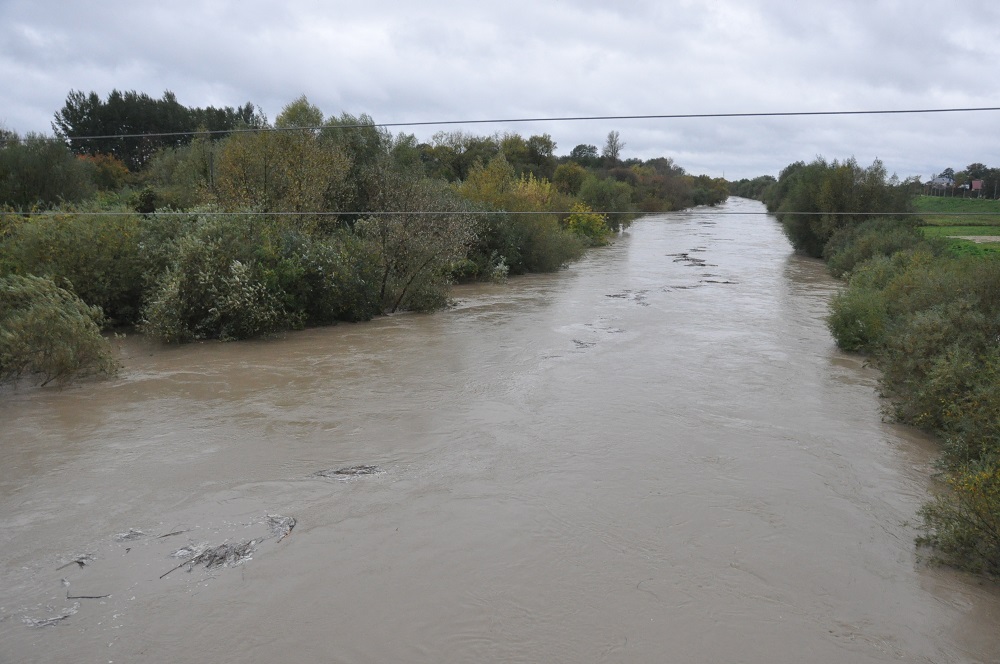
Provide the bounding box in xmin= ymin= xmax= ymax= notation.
xmin=22 ymin=603 xmax=79 ymax=628
xmin=66 ymin=593 xmax=110 ymax=600
xmin=267 ymin=515 xmax=296 ymax=542
xmin=315 ymin=465 xmax=382 ymax=478
xmin=157 ymin=529 xmax=189 ymax=539
xmin=55 ymin=554 xmax=94 ymax=571
xmin=159 ymin=514 xmax=296 ymax=579
xmin=160 ymin=540 xmax=260 ymax=579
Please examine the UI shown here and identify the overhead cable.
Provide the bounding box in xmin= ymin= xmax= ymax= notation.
xmin=51 ymin=106 xmax=1000 ymax=143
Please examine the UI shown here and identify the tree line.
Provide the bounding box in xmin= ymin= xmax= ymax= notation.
xmin=1 ymin=90 xmax=728 ymax=385
xmin=764 ymin=156 xmax=1000 ymax=579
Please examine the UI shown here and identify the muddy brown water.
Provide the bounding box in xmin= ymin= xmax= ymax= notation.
xmin=2 ymin=197 xmax=999 ymax=663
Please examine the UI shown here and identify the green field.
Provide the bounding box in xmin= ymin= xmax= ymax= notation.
xmin=913 ymin=196 xmax=1000 ymax=255
xmin=913 ymin=195 xmax=1000 ymax=227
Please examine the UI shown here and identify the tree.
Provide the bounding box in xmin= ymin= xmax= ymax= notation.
xmin=357 ymin=171 xmax=476 ymax=312
xmin=568 ymin=144 xmax=600 ymax=168
xmin=214 ymin=100 xmax=351 ymax=218
xmin=0 ymin=132 xmax=95 ymax=208
xmin=525 ymin=133 xmax=557 ymax=179
xmin=553 ymin=162 xmax=588 ymax=195
xmin=53 ymin=89 xmax=263 ymax=171
xmin=602 ymin=131 xmax=625 ymax=166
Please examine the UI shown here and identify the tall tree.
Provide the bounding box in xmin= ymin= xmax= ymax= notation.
xmin=602 ymin=131 xmax=625 ymax=166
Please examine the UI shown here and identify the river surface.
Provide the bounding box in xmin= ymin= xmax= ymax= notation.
xmin=1 ymin=197 xmax=998 ymax=663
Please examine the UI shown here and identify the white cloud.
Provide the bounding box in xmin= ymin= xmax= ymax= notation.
xmin=1 ymin=0 xmax=998 ymax=179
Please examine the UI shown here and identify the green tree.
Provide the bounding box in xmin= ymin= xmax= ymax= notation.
xmin=553 ymin=162 xmax=588 ymax=195
xmin=0 ymin=132 xmax=95 ymax=208
xmin=357 ymin=171 xmax=476 ymax=312
xmin=568 ymin=144 xmax=600 ymax=167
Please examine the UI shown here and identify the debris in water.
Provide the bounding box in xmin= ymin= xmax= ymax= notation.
xmin=170 ymin=544 xmax=204 ymax=559
xmin=267 ymin=515 xmax=296 ymax=542
xmin=66 ymin=592 xmax=110 ymax=600
xmin=114 ymin=528 xmax=146 ymax=542
xmin=315 ymin=465 xmax=382 ymax=478
xmin=157 ymin=528 xmax=189 ymax=539
xmin=55 ymin=554 xmax=94 ymax=571
xmin=22 ymin=603 xmax=79 ymax=628
xmin=160 ymin=540 xmax=260 ymax=579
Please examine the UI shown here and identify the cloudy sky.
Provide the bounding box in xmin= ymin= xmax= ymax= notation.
xmin=2 ymin=0 xmax=997 ymax=180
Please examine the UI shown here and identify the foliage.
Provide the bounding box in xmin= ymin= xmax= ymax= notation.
xmin=0 ymin=132 xmax=95 ymax=208
xmin=0 ymin=209 xmax=145 ymax=324
xmin=728 ymin=175 xmax=776 ymax=200
xmin=77 ymin=153 xmax=130 ymax=191
xmin=142 ymin=136 xmax=217 ymax=209
xmin=214 ymin=115 xmax=351 ymax=219
xmin=357 ymin=172 xmax=476 ymax=312
xmin=0 ymin=274 xmax=118 ymax=385
xmin=815 ymin=189 xmax=1000 ymax=574
xmin=578 ymin=175 xmax=634 ymax=231
xmin=564 ymin=203 xmax=611 ymax=246
xmin=456 ymin=156 xmax=585 ymax=274
xmin=824 ymin=217 xmax=929 ymax=278
xmin=828 ymin=284 xmax=889 ymax=352
xmin=53 ymin=89 xmax=261 ymax=171
xmin=766 ymin=157 xmax=912 ymax=258
xmin=553 ymin=162 xmax=588 ymax=196
xmin=140 ymin=217 xmax=285 ymax=341
xmin=919 ymin=459 xmax=1000 ymax=577
xmin=141 ymin=214 xmax=380 ymax=341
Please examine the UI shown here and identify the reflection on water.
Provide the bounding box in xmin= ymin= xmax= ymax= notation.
xmin=1 ymin=198 xmax=997 ymax=663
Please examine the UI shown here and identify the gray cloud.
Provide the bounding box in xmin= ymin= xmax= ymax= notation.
xmin=1 ymin=0 xmax=997 ymax=179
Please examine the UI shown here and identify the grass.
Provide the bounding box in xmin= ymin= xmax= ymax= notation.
xmin=914 ymin=196 xmax=1000 ymax=256
xmin=920 ymin=225 xmax=1000 ymax=238
xmin=913 ymin=195 xmax=1000 ymax=227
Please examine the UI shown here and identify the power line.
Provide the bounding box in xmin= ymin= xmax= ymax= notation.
xmin=6 ymin=210 xmax=999 ymax=218
xmin=50 ymin=106 xmax=1000 ymax=143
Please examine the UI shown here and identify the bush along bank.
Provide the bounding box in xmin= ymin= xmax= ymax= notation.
xmin=1 ymin=93 xmax=734 ymax=387
xmin=767 ymin=157 xmax=1000 ymax=578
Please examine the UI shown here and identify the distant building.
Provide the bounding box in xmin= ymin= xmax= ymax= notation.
xmin=929 ymin=175 xmax=954 ymax=189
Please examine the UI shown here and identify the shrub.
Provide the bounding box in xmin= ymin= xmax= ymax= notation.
xmin=141 ymin=217 xmax=286 ymax=341
xmin=918 ymin=459 xmax=1000 ymax=577
xmin=564 ymin=203 xmax=611 ymax=246
xmin=0 ymin=133 xmax=95 ymax=209
xmin=828 ymin=286 xmax=888 ymax=352
xmin=0 ymin=210 xmax=145 ymax=324
xmin=824 ymin=217 xmax=928 ymax=278
xmin=259 ymin=229 xmax=381 ymax=325
xmin=141 ymin=215 xmax=381 ymax=341
xmin=0 ymin=274 xmax=118 ymax=385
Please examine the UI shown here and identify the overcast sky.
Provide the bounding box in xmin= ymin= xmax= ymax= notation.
xmin=2 ymin=0 xmax=997 ymax=180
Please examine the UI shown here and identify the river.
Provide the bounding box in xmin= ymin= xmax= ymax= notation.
xmin=1 ymin=197 xmax=998 ymax=663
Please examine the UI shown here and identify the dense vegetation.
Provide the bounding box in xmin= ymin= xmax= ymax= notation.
xmin=0 ymin=91 xmax=728 ymax=385
xmin=766 ymin=158 xmax=1000 ymax=577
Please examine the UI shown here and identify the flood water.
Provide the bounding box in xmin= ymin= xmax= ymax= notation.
xmin=1 ymin=197 xmax=998 ymax=663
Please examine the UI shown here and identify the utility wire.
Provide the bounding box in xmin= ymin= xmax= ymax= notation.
xmin=6 ymin=210 xmax=1000 ymax=218
xmin=50 ymin=106 xmax=1000 ymax=143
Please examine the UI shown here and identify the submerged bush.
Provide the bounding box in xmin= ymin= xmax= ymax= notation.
xmin=828 ymin=286 xmax=888 ymax=352
xmin=564 ymin=203 xmax=611 ymax=246
xmin=919 ymin=459 xmax=1000 ymax=577
xmin=0 ymin=274 xmax=118 ymax=385
xmin=141 ymin=215 xmax=381 ymax=342
xmin=141 ymin=217 xmax=286 ymax=341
